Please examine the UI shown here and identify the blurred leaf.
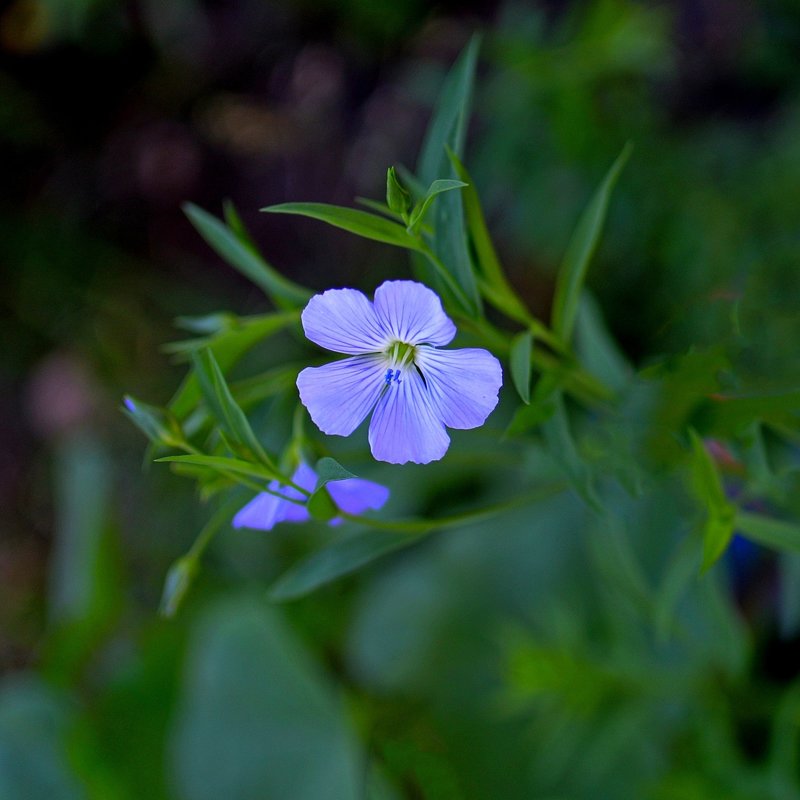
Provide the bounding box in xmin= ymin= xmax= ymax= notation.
xmin=696 ymin=389 xmax=800 ymax=439
xmin=574 ymin=291 xmax=631 ymax=393
xmin=509 ymin=331 xmax=533 ymax=404
xmin=0 ymin=678 xmax=84 ymax=800
xmin=42 ymin=434 xmax=124 ymax=683
xmin=778 ymin=552 xmax=800 ymax=638
xmin=271 ymin=484 xmax=565 ymax=600
xmin=169 ymin=312 xmax=299 ymax=421
xmin=171 ymin=597 xmax=363 ymax=800
xmin=222 ymin=199 xmax=259 ymax=252
xmin=269 ymin=531 xmax=424 ymax=601
xmin=551 ymin=142 xmax=632 ymax=344
xmin=654 ymin=534 xmax=702 ymax=642
xmin=415 ymin=35 xmax=482 ymax=315
xmin=184 ymin=203 xmax=310 ymax=306
xmin=159 ymin=556 xmax=199 ymax=620
xmin=191 ymin=349 xmax=273 ymax=467
xmin=542 ymin=394 xmax=601 ymax=510
xmin=736 ymin=511 xmax=800 ymax=553
xmin=173 ymin=312 xmax=237 ymax=335
xmin=156 ymin=455 xmax=282 ymax=484
xmin=687 ymin=429 xmax=736 ymax=570
xmin=505 ymin=394 xmax=557 ymax=436
xmin=263 ymin=203 xmax=423 ymax=251
xmin=123 ymin=396 xmax=186 ymax=448
xmin=406 ymin=179 xmax=468 ymax=233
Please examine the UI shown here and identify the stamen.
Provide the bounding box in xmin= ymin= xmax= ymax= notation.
xmin=384 ymin=368 xmax=402 ymax=386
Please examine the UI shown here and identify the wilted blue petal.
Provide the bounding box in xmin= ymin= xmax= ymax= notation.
xmin=297 ymin=356 xmax=385 ymax=436
xmin=415 ymin=346 xmax=503 ymax=429
xmin=301 ymin=288 xmax=389 ymax=354
xmin=373 ymin=281 xmax=456 ymax=347
xmin=368 ymin=368 xmax=450 ymax=464
xmin=327 ymin=478 xmax=390 ymax=516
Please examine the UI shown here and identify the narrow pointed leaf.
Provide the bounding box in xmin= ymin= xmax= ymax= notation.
xmin=509 ymin=331 xmax=533 ymax=404
xmin=449 ymin=149 xmax=533 ymax=324
xmin=156 ymin=454 xmax=282 ymax=483
xmin=551 ymin=143 xmax=632 ymax=344
xmin=192 ymin=349 xmax=272 ymax=466
xmin=263 ymin=203 xmax=423 ymax=251
xmin=269 ymin=531 xmax=424 ymax=601
xmin=414 ymin=35 xmax=482 ymax=316
xmin=184 ymin=203 xmax=311 ymax=306
xmin=168 ymin=312 xmax=298 ymax=421
xmin=736 ymin=511 xmax=800 ymax=553
xmin=687 ymin=429 xmax=736 ymax=570
xmin=406 ymin=179 xmax=467 ymax=233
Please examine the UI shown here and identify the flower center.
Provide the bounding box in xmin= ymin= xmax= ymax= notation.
xmin=383 ymin=341 xmax=417 ymax=386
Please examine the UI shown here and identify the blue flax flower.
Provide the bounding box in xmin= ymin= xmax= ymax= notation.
xmin=233 ymin=462 xmax=389 ymax=531
xmin=297 ymin=280 xmax=503 ymax=464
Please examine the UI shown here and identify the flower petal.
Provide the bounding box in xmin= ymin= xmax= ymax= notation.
xmin=281 ymin=463 xmax=317 ymax=521
xmin=297 ymin=356 xmax=385 ymax=436
xmin=327 ymin=478 xmax=390 ymax=516
xmin=414 ymin=346 xmax=503 ymax=429
xmin=373 ymin=280 xmax=456 ymax=347
xmin=368 ymin=367 xmax=450 ymax=464
xmin=232 ymin=463 xmax=316 ymax=530
xmin=301 ymin=288 xmax=389 ymax=354
xmin=232 ymin=488 xmax=287 ymax=530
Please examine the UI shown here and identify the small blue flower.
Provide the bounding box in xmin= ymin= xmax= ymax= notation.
xmin=232 ymin=462 xmax=389 ymax=531
xmin=296 ymin=280 xmax=503 ymax=464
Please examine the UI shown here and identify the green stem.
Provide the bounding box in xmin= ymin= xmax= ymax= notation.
xmin=339 ymin=481 xmax=567 ymax=534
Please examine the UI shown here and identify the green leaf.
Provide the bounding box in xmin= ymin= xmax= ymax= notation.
xmin=551 ymin=142 xmax=632 ymax=344
xmin=305 ymin=458 xmax=357 ymax=522
xmin=314 ymin=456 xmax=357 ymax=489
xmin=168 ymin=312 xmax=298 ymax=421
xmin=184 ymin=203 xmax=311 ymax=306
xmin=406 ymin=178 xmax=468 ymax=233
xmin=123 ymin=395 xmax=186 ymax=448
xmin=269 ymin=530 xmax=424 ymax=601
xmin=172 ymin=597 xmax=363 ymax=800
xmin=0 ymin=678 xmax=84 ymax=800
xmin=448 ymin=149 xmax=533 ymax=325
xmin=542 ymin=393 xmax=601 ymax=510
xmin=306 ymin=490 xmax=338 ymax=522
xmin=385 ymin=166 xmax=411 ymax=216
xmin=505 ymin=395 xmax=557 ymax=436
xmin=159 ymin=556 xmax=199 ymax=619
xmin=192 ymin=349 xmax=273 ymax=467
xmin=509 ymin=331 xmax=533 ymax=404
xmin=270 ymin=483 xmax=565 ymax=600
xmin=263 ymin=202 xmax=423 ymax=251
xmin=574 ymin=291 xmax=631 ymax=394
xmin=156 ymin=454 xmax=281 ymax=483
xmin=687 ymin=429 xmax=736 ymax=570
xmin=736 ymin=511 xmax=800 ymax=553
xmin=417 ymin=34 xmax=480 ymax=186
xmin=415 ymin=35 xmax=482 ymax=316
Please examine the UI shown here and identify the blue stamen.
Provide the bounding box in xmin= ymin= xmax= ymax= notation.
xmin=384 ymin=368 xmax=402 ymax=386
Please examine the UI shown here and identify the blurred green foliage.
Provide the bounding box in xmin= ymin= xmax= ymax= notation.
xmin=2 ymin=1 xmax=800 ymax=798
